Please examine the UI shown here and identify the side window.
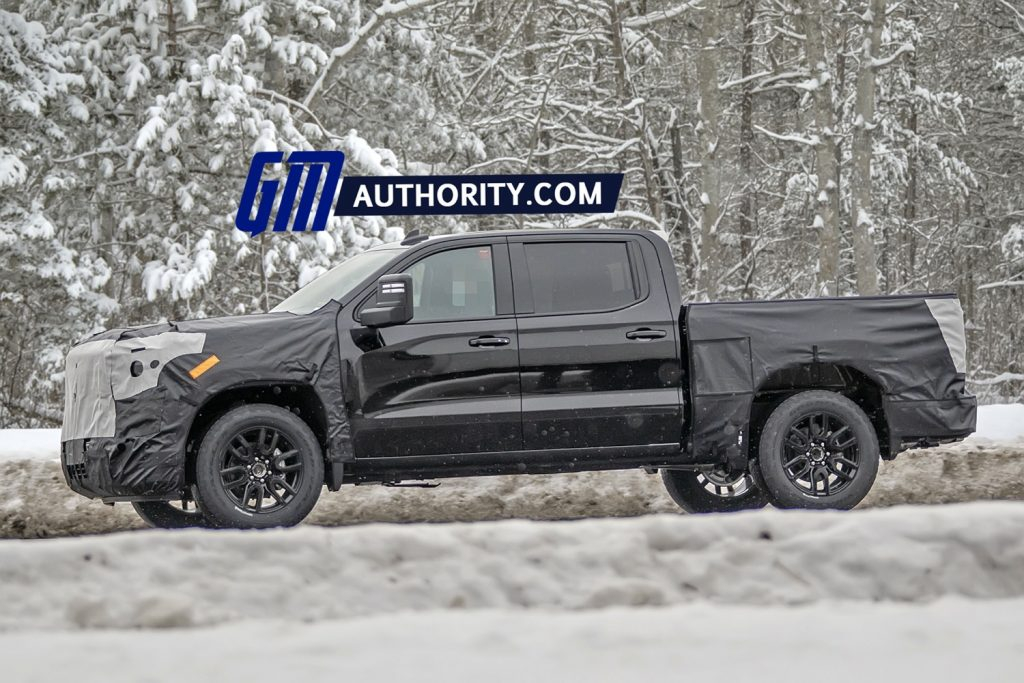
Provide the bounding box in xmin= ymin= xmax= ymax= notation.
xmin=523 ymin=241 xmax=638 ymax=314
xmin=405 ymin=246 xmax=496 ymax=322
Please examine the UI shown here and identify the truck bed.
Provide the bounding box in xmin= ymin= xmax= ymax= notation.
xmin=683 ymin=293 xmax=975 ymax=466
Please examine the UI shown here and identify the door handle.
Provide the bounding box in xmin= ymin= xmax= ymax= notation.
xmin=626 ymin=328 xmax=667 ymax=341
xmin=468 ymin=336 xmax=511 ymax=347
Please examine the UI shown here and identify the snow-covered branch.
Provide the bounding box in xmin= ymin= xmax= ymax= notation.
xmin=871 ymin=43 xmax=915 ymax=69
xmin=753 ymin=124 xmax=820 ymax=146
xmin=301 ymin=0 xmax=448 ymax=109
xmin=623 ymin=1 xmax=703 ymax=29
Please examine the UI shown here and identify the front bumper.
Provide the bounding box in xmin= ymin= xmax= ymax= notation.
xmin=884 ymin=394 xmax=977 ymax=455
xmin=61 ymin=430 xmax=186 ymax=502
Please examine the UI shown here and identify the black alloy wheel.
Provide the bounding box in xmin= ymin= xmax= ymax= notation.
xmin=219 ymin=426 xmax=304 ymax=514
xmin=661 ymin=466 xmax=769 ymax=513
xmin=754 ymin=390 xmax=879 ymax=510
xmin=779 ymin=412 xmax=860 ymax=497
xmin=194 ymin=404 xmax=324 ymax=529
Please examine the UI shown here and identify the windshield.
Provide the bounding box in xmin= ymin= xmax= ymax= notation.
xmin=272 ymin=248 xmax=404 ymax=314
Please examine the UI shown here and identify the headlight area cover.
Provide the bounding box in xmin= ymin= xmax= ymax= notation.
xmin=62 ymin=332 xmax=206 ymax=442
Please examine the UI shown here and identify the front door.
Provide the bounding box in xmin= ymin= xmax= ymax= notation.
xmin=511 ymin=234 xmax=683 ymax=451
xmin=351 ymin=239 xmax=521 ymax=457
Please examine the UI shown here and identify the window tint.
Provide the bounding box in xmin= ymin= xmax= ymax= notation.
xmin=523 ymin=241 xmax=637 ymax=314
xmin=405 ymin=246 xmax=496 ymax=321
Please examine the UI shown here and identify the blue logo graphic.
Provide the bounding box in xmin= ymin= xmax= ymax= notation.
xmin=235 ymin=151 xmax=345 ymax=236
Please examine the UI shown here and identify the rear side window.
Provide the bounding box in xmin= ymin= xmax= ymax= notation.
xmin=523 ymin=241 xmax=638 ymax=314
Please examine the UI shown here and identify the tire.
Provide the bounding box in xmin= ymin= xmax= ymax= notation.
xmin=661 ymin=467 xmax=769 ymax=513
xmin=132 ymin=499 xmax=209 ymax=529
xmin=754 ymin=391 xmax=879 ymax=510
xmin=193 ymin=404 xmax=324 ymax=529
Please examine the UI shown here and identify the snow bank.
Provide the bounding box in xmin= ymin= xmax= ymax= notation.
xmin=3 ymin=599 xmax=1022 ymax=683
xmin=0 ymin=428 xmax=59 ymax=463
xmin=2 ymin=502 xmax=1024 ymax=632
xmin=971 ymin=402 xmax=1024 ymax=443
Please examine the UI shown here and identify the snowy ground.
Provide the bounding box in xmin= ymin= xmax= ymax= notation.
xmin=5 ymin=599 xmax=1023 ymax=683
xmin=2 ymin=504 xmax=1024 ymax=680
xmin=2 ymin=404 xmax=1022 ymax=538
xmin=1 ymin=405 xmax=1022 ymax=680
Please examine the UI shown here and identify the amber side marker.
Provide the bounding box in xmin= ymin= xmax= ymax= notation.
xmin=189 ymin=355 xmax=220 ymax=379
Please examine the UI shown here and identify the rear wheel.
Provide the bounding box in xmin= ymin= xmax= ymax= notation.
xmin=193 ymin=404 xmax=324 ymax=529
xmin=661 ymin=466 xmax=769 ymax=513
xmin=132 ymin=499 xmax=208 ymax=529
xmin=754 ymin=391 xmax=879 ymax=510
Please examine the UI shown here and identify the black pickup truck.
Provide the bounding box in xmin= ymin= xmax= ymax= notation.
xmin=61 ymin=229 xmax=976 ymax=528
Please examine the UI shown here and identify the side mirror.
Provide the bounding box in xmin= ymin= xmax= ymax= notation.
xmin=360 ymin=274 xmax=414 ymax=328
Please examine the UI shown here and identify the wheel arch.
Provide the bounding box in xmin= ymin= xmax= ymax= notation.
xmin=747 ymin=363 xmax=891 ymax=460
xmin=183 ymin=382 xmax=330 ymax=485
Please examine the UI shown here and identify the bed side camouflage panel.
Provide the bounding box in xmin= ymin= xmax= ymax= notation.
xmin=684 ymin=294 xmax=975 ymax=465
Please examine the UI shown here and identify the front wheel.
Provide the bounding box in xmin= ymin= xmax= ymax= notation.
xmin=193 ymin=404 xmax=324 ymax=529
xmin=661 ymin=467 xmax=769 ymax=513
xmin=754 ymin=391 xmax=880 ymax=510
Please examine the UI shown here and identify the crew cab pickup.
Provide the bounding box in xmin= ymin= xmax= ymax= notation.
xmin=60 ymin=229 xmax=976 ymax=528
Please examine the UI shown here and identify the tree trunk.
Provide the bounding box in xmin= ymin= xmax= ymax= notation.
xmin=797 ymin=0 xmax=841 ymax=295
xmin=850 ymin=0 xmax=885 ymax=295
xmin=696 ymin=0 xmax=722 ymax=300
xmin=738 ymin=0 xmax=757 ymax=296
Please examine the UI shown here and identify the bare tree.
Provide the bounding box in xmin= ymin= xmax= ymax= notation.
xmin=796 ymin=0 xmax=841 ymax=295
xmin=696 ymin=0 xmax=723 ymax=299
xmin=850 ymin=0 xmax=885 ymax=294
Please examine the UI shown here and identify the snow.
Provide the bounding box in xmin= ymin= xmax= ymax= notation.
xmin=1 ymin=408 xmax=1023 ymax=679
xmin=0 ymin=502 xmax=1023 ymax=632
xmin=3 ymin=599 xmax=1023 ymax=683
xmin=971 ymin=402 xmax=1024 ymax=443
xmin=0 ymin=428 xmax=59 ymax=462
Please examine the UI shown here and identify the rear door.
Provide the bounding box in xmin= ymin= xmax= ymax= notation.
xmin=510 ymin=234 xmax=683 ymax=451
xmin=350 ymin=237 xmax=521 ymax=457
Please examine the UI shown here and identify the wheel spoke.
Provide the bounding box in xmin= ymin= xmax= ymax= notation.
xmin=827 ymin=425 xmax=849 ymax=448
xmin=228 ymin=440 xmax=251 ymax=463
xmin=787 ymin=426 xmax=809 ymax=448
xmin=267 ymin=483 xmax=285 ymax=504
xmin=220 ymin=465 xmax=245 ymax=476
xmin=273 ymin=477 xmax=297 ymax=496
xmin=783 ymin=454 xmax=807 ymax=469
xmin=254 ymin=484 xmax=264 ymax=512
xmin=834 ymin=436 xmax=858 ymax=450
xmin=829 ymin=464 xmax=854 ymax=482
xmin=223 ymin=474 xmax=248 ymax=489
xmin=267 ymin=430 xmax=280 ymax=455
xmin=257 ymin=428 xmax=267 ymax=455
xmin=835 ymin=456 xmax=858 ymax=470
xmin=241 ymin=482 xmax=253 ymax=506
xmin=793 ymin=461 xmax=811 ymax=480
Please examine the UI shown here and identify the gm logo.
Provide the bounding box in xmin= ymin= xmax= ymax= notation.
xmin=235 ymin=151 xmax=345 ymax=236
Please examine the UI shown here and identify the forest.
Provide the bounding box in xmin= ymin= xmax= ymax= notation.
xmin=1 ymin=0 xmax=1022 ymax=425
